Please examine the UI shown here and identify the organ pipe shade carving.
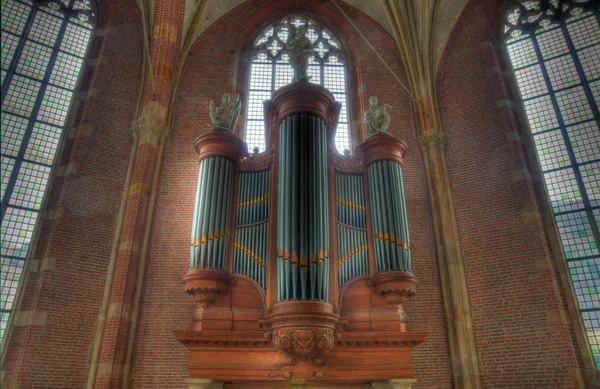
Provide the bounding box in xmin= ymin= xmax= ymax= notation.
xmin=335 ymin=172 xmax=368 ymax=286
xmin=276 ymin=114 xmax=330 ymax=301
xmin=190 ymin=156 xmax=235 ymax=270
xmin=234 ymin=169 xmax=271 ymax=289
xmin=367 ymin=160 xmax=411 ymax=272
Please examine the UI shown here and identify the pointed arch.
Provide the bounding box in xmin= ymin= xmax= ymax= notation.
xmin=502 ymin=0 xmax=600 ymax=371
xmin=0 ymin=0 xmax=96 ymax=341
xmin=244 ymin=13 xmax=351 ymax=153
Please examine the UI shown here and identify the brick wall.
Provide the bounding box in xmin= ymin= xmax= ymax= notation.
xmin=129 ymin=0 xmax=451 ymax=388
xmin=437 ymin=0 xmax=584 ymax=387
xmin=2 ymin=0 xmax=144 ymax=387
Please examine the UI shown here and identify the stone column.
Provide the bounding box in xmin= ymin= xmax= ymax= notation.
xmin=417 ymin=129 xmax=481 ymax=389
xmin=92 ymin=114 xmax=169 ymax=389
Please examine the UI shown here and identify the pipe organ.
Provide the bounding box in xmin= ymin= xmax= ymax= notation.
xmin=177 ymin=81 xmax=426 ymax=388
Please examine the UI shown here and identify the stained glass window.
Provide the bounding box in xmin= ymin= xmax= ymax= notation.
xmin=246 ymin=14 xmax=351 ymax=153
xmin=504 ymin=0 xmax=600 ymax=370
xmin=0 ymin=0 xmax=95 ymax=341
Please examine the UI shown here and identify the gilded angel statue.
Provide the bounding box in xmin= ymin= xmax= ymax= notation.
xmin=209 ymin=93 xmax=242 ymax=132
xmin=362 ymin=96 xmax=392 ymax=138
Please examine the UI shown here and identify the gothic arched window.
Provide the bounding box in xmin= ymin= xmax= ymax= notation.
xmin=245 ymin=14 xmax=350 ymax=153
xmin=504 ymin=0 xmax=600 ymax=370
xmin=0 ymin=0 xmax=95 ymax=341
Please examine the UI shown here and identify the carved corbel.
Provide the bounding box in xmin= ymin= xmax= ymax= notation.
xmin=417 ymin=129 xmax=446 ymax=153
xmin=370 ymin=271 xmax=417 ymax=332
xmin=130 ymin=113 xmax=170 ymax=147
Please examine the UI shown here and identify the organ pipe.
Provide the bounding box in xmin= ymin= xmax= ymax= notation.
xmin=276 ymin=114 xmax=330 ymax=301
xmin=186 ymin=82 xmax=415 ymax=324
xmin=234 ymin=169 xmax=270 ymax=289
xmin=190 ymin=156 xmax=235 ymax=270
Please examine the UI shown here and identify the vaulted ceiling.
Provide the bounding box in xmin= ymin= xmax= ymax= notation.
xmin=181 ymin=0 xmax=470 ymax=69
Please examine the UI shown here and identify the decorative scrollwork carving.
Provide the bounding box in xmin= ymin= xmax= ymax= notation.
xmin=330 ymin=149 xmax=362 ymax=173
xmin=272 ymin=329 xmax=335 ymax=363
xmin=239 ymin=149 xmax=274 ymax=172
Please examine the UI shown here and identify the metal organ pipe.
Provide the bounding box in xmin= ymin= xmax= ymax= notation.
xmin=276 ymin=113 xmax=330 ymax=301
xmin=234 ymin=169 xmax=270 ymax=290
xmin=335 ymin=172 xmax=368 ymax=287
xmin=366 ymin=159 xmax=411 ymax=273
xmin=190 ymin=156 xmax=235 ymax=270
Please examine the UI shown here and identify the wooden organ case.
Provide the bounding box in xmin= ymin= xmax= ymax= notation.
xmin=175 ymin=81 xmax=427 ymax=388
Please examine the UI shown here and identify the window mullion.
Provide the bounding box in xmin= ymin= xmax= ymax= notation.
xmin=0 ymin=2 xmax=37 ymax=101
xmin=0 ymin=8 xmax=71 ymax=220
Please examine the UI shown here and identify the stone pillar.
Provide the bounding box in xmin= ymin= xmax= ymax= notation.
xmin=371 ymin=378 xmax=418 ymax=389
xmin=92 ymin=114 xmax=169 ymax=389
xmin=186 ymin=378 xmax=224 ymax=389
xmin=418 ymin=129 xmax=481 ymax=389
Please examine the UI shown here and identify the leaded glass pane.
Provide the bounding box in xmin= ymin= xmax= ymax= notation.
xmin=581 ymin=162 xmax=600 ymax=207
xmin=567 ymin=121 xmax=600 ymax=164
xmin=24 ymin=122 xmax=62 ymax=165
xmin=16 ymin=40 xmax=53 ymax=80
xmin=504 ymin=1 xmax=600 ymax=368
xmin=28 ymin=11 xmax=63 ymax=47
xmin=545 ymin=55 xmax=580 ymax=90
xmin=555 ymin=86 xmax=593 ymax=124
xmin=578 ymin=45 xmax=600 ymax=81
xmin=555 ymin=211 xmax=599 ymax=259
xmin=568 ymin=258 xmax=600 ymax=310
xmin=37 ymin=85 xmax=74 ymax=126
xmin=514 ymin=64 xmax=548 ymax=98
xmin=249 ymin=63 xmax=272 ymax=90
xmin=582 ymin=310 xmax=600 ymax=369
xmin=544 ymin=168 xmax=585 ymax=213
xmin=274 ymin=64 xmax=293 ymax=90
xmin=1 ymin=113 xmax=29 ymax=157
xmin=567 ymin=16 xmax=600 ymax=49
xmin=2 ymin=75 xmax=41 ymax=117
xmin=8 ymin=161 xmax=51 ymax=210
xmin=0 ymin=207 xmax=38 ymax=258
xmin=246 ymin=14 xmax=350 ymax=153
xmin=507 ymin=38 xmax=538 ymax=69
xmin=0 ymin=257 xmax=25 ymax=311
xmin=1 ymin=157 xmax=16 ymax=199
xmin=50 ymin=52 xmax=83 ymax=90
xmin=537 ymin=28 xmax=570 ymax=60
xmin=0 ymin=0 xmax=95 ymax=342
xmin=1 ymin=31 xmax=19 ymax=70
xmin=1 ymin=0 xmax=31 ymax=34
xmin=590 ymin=80 xmax=600 ymax=107
xmin=247 ymin=91 xmax=270 ymax=120
xmin=61 ymin=23 xmax=92 ymax=57
xmin=533 ymin=130 xmax=570 ymax=170
xmin=523 ymin=95 xmax=559 ymax=132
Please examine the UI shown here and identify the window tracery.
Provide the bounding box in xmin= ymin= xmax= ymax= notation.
xmin=503 ymin=0 xmax=600 ymax=370
xmin=246 ymin=14 xmax=350 ymax=153
xmin=0 ymin=0 xmax=95 ymax=341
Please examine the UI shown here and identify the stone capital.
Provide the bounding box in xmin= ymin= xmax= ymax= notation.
xmin=417 ymin=128 xmax=446 ymax=152
xmin=185 ymin=378 xmax=224 ymax=389
xmin=131 ymin=113 xmax=170 ymax=147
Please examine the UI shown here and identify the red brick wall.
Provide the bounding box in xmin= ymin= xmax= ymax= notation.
xmin=2 ymin=1 xmax=144 ymax=387
xmin=130 ymin=1 xmax=451 ymax=388
xmin=437 ymin=0 xmax=584 ymax=387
